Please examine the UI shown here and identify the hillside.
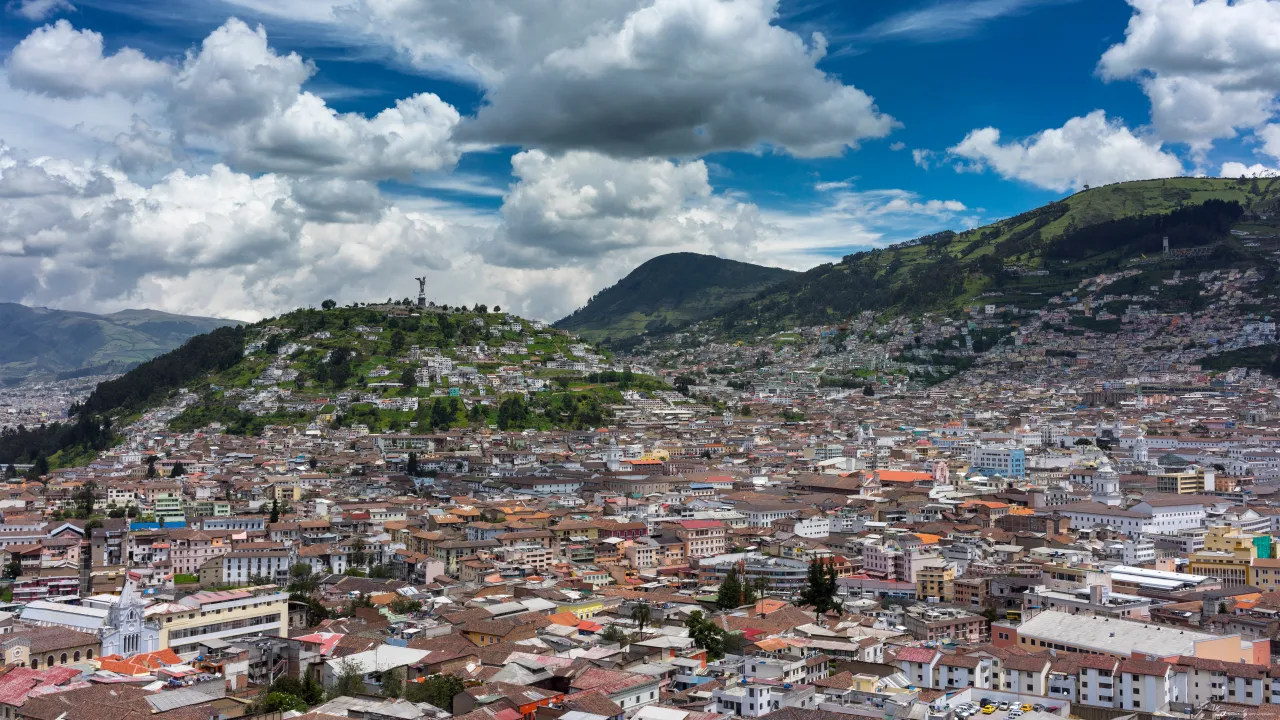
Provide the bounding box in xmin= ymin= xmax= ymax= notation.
xmin=555 ymin=253 xmax=796 ymax=343
xmin=1 ymin=303 xmax=661 ymax=468
xmin=708 ymin=177 xmax=1280 ymax=334
xmin=0 ymin=304 xmax=238 ymax=384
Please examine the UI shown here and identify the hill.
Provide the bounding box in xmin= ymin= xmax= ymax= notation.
xmin=0 ymin=304 xmax=239 ymax=384
xmin=707 ymin=176 xmax=1280 ymax=334
xmin=1 ymin=303 xmax=660 ymax=468
xmin=555 ymin=253 xmax=796 ymax=343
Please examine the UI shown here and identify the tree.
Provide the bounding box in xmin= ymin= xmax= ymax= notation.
xmin=406 ymin=452 xmax=419 ymax=476
xmin=170 ymin=462 xmax=186 ymax=478
xmin=332 ymin=656 xmax=365 ymax=697
xmin=381 ymin=667 xmax=404 ymax=698
xmin=795 ymin=557 xmax=841 ymax=620
xmin=352 ymin=537 xmax=368 ymax=568
xmin=685 ymin=611 xmax=727 ymax=660
xmin=321 ymin=299 xmax=337 ymax=310
xmin=497 ymin=395 xmax=529 ymax=430
xmin=390 ymin=596 xmax=423 ymax=614
xmin=289 ymin=563 xmax=318 ymax=594
xmin=76 ymin=480 xmax=97 ymax=518
xmin=145 ymin=455 xmax=158 ymax=479
xmin=862 ymin=384 xmax=875 ymax=396
xmin=260 ymin=692 xmax=308 ymax=713
xmin=630 ymin=601 xmax=652 ymax=634
xmin=405 ymin=674 xmax=465 ymax=711
xmin=716 ymin=566 xmax=743 ymax=610
xmin=600 ymin=625 xmax=627 ymax=644
xmin=399 ymin=366 xmax=417 ymax=389
xmin=493 ymin=306 xmax=501 ymax=313
xmin=3 ymin=558 xmax=21 ymax=580
xmin=4 ymin=463 xmax=15 ymax=479
xmin=301 ymin=673 xmax=325 ymax=706
xmin=270 ymin=498 xmax=280 ymax=524
xmin=390 ymin=330 xmax=406 ymax=356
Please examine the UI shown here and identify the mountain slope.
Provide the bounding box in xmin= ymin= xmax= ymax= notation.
xmin=708 ymin=176 xmax=1280 ymax=334
xmin=0 ymin=304 xmax=239 ymax=384
xmin=556 ymin=252 xmax=797 ymax=342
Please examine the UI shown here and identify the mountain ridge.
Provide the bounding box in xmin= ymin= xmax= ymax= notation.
xmin=555 ymin=252 xmax=796 ymax=343
xmin=0 ymin=303 xmax=240 ymax=385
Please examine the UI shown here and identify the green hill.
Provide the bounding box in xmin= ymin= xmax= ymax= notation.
xmin=710 ymin=176 xmax=1280 ymax=333
xmin=1 ymin=303 xmax=665 ymax=469
xmin=556 ymin=252 xmax=796 ymax=343
xmin=0 ymin=304 xmax=239 ymax=384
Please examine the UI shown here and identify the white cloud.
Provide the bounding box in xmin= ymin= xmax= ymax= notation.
xmin=7 ymin=20 xmax=172 ymax=99
xmin=354 ymin=0 xmax=898 ymax=157
xmin=488 ymin=149 xmax=768 ymax=268
xmin=947 ymin=110 xmax=1184 ymax=192
xmin=912 ymin=148 xmax=935 ymax=169
xmin=889 ymin=141 xmax=906 ymax=151
xmin=1221 ymin=161 xmax=1280 ymax=178
xmin=1099 ymin=0 xmax=1280 ymax=149
xmin=9 ymin=0 xmax=74 ymax=20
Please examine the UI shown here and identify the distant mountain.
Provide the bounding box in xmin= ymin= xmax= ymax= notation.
xmin=706 ymin=176 xmax=1280 ymax=334
xmin=555 ymin=252 xmax=797 ymax=343
xmin=0 ymin=304 xmax=239 ymax=384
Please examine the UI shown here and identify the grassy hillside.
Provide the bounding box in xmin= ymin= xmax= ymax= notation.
xmin=712 ymin=177 xmax=1280 ymax=333
xmin=0 ymin=304 xmax=238 ymax=384
xmin=556 ymin=252 xmax=796 ymax=343
xmin=2 ymin=303 xmax=668 ymax=469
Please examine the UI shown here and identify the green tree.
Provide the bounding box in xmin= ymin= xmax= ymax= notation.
xmin=406 ymin=452 xmax=419 ymax=476
xmin=4 ymin=463 xmax=15 ymax=479
xmin=389 ymin=330 xmax=406 ymax=356
xmin=270 ymin=498 xmax=280 ymax=524
xmin=351 ymin=537 xmax=368 ymax=568
xmin=497 ymin=395 xmax=529 ymax=430
xmin=145 ymin=455 xmax=158 ymax=479
xmin=3 ymin=558 xmax=21 ymax=580
xmin=74 ymin=480 xmax=97 ymax=518
xmin=332 ymin=657 xmax=365 ymax=698
xmin=404 ymin=674 xmax=465 ymax=711
xmin=260 ymin=692 xmax=308 ymax=713
xmin=170 ymin=461 xmax=186 ymax=478
xmin=600 ymin=625 xmax=626 ymax=644
xmin=381 ymin=667 xmax=404 ymax=698
xmin=301 ymin=673 xmax=325 ymax=705
xmin=399 ymin=366 xmax=417 ymax=389
xmin=716 ymin=566 xmax=743 ymax=610
xmin=390 ymin=596 xmax=422 ymax=614
xmin=467 ymin=403 xmax=486 ymax=425
xmin=795 ymin=557 xmax=841 ymax=620
xmin=685 ymin=611 xmax=727 ymax=660
xmin=630 ymin=601 xmax=652 ymax=634
xmin=321 ymin=299 xmax=337 ymax=310
xmin=289 ymin=563 xmax=318 ymax=594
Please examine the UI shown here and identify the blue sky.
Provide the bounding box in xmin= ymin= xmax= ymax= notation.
xmin=2 ymin=0 xmax=1279 ymax=320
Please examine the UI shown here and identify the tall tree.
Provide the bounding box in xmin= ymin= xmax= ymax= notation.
xmin=170 ymin=461 xmax=186 ymax=477
xmin=716 ymin=566 xmax=743 ymax=610
xmin=685 ymin=610 xmax=727 ymax=660
xmin=269 ymin=498 xmax=280 ymax=524
xmin=630 ymin=601 xmax=652 ymax=635
xmin=795 ymin=557 xmax=841 ymax=620
xmin=407 ymin=452 xmax=419 ymax=476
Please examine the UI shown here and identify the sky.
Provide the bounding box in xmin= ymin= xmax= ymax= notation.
xmin=3 ymin=0 xmax=1280 ymax=322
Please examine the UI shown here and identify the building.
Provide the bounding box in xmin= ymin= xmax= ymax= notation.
xmin=902 ymin=606 xmax=985 ymax=643
xmin=148 ymin=588 xmax=289 ymax=653
xmin=969 ymin=446 xmax=1026 ymax=479
xmin=915 ymin=564 xmax=955 ymax=602
xmin=674 ymin=520 xmax=727 ymax=559
xmin=994 ymin=610 xmax=1267 ymax=663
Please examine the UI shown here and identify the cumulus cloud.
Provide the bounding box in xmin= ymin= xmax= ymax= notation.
xmin=354 ymin=0 xmax=898 ymax=157
xmin=1099 ymin=0 xmax=1280 ymax=149
xmin=7 ymin=20 xmax=172 ymax=99
xmin=1221 ymin=161 xmax=1280 ymax=178
xmin=947 ymin=110 xmax=1184 ymax=192
xmin=488 ymin=149 xmax=768 ymax=268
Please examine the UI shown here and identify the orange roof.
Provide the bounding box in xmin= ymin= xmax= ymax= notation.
xmin=913 ymin=533 xmax=941 ymax=545
xmin=368 ymin=592 xmax=399 ymax=606
xmin=546 ymin=611 xmax=582 ymax=627
xmin=628 ymin=459 xmax=664 ymax=465
xmin=753 ymin=599 xmax=788 ymax=615
xmin=959 ymin=500 xmax=1009 ymax=509
xmin=1007 ymin=507 xmax=1035 ymax=516
xmin=97 ymin=649 xmax=183 ymax=675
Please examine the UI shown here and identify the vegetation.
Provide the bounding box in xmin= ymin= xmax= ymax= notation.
xmin=0 ymin=302 xmax=237 ymax=385
xmin=685 ymin=610 xmax=728 ymax=660
xmin=795 ymin=557 xmax=841 ymax=620
xmin=1200 ymin=344 xmax=1280 ymax=376
xmin=704 ymin=178 xmax=1280 ymax=334
xmin=555 ymin=252 xmax=796 ymax=344
xmin=404 ymin=674 xmax=465 ymax=711
xmin=716 ymin=566 xmax=743 ymax=609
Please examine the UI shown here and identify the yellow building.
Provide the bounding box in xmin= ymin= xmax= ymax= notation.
xmin=916 ymin=565 xmax=956 ymax=602
xmin=150 ymin=588 xmax=289 ymax=653
xmin=556 ymin=597 xmax=605 ymax=619
xmin=1155 ymin=472 xmax=1202 ymax=494
xmin=1189 ymin=529 xmax=1257 ymax=586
